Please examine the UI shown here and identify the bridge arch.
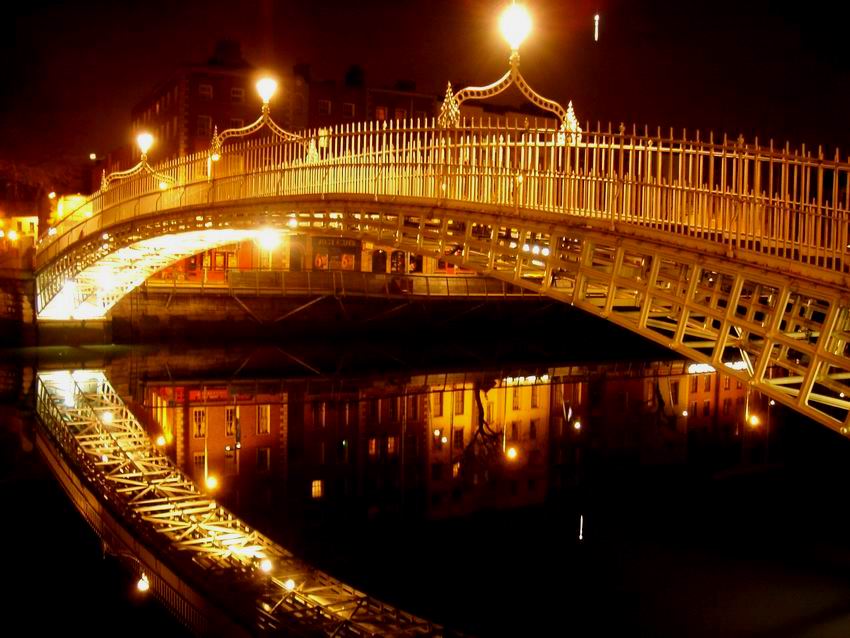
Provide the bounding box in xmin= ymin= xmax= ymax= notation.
xmin=35 ymin=122 xmax=850 ymax=435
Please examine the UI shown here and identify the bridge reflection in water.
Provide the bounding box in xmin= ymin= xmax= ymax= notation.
xmin=32 ymin=340 xmax=800 ymax=635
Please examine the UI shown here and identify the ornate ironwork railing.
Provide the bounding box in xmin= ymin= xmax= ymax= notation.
xmin=37 ymin=119 xmax=850 ymax=281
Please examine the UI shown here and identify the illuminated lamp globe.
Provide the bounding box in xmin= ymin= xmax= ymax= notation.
xmin=256 ymin=78 xmax=278 ymax=104
xmin=210 ymin=151 xmax=221 ymax=162
xmin=137 ymin=573 xmax=150 ymax=593
xmin=260 ymin=559 xmax=273 ymax=573
xmin=155 ymin=435 xmax=166 ymax=447
xmin=749 ymin=415 xmax=760 ymax=427
xmin=284 ymin=578 xmax=296 ymax=591
xmin=500 ymin=3 xmax=532 ymax=51
xmin=506 ymin=446 xmax=518 ymax=460
xmin=136 ymin=132 xmax=154 ymax=155
xmin=205 ymin=475 xmax=219 ymax=491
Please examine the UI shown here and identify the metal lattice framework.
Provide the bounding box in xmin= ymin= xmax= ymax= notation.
xmin=33 ymin=119 xmax=850 ymax=434
xmin=36 ymin=370 xmax=444 ymax=636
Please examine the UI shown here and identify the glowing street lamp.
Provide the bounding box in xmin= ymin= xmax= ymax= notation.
xmin=210 ymin=75 xmax=306 ymax=162
xmin=137 ymin=573 xmax=150 ymax=593
xmin=506 ymin=446 xmax=518 ymax=460
xmin=438 ymin=2 xmax=581 ymax=144
xmin=136 ymin=132 xmax=154 ymax=158
xmin=256 ymin=78 xmax=278 ymax=105
xmin=205 ymin=475 xmax=219 ymax=491
xmin=499 ymin=2 xmax=532 ymax=51
xmin=100 ymin=131 xmax=175 ymax=191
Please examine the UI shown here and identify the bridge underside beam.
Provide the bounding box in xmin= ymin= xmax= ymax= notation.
xmin=36 ymin=202 xmax=850 ymax=435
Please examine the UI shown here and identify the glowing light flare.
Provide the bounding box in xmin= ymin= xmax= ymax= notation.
xmin=256 ymin=77 xmax=278 ymax=104
xmin=205 ymin=475 xmax=219 ymax=491
xmin=284 ymin=578 xmax=296 ymax=591
xmin=256 ymin=228 xmax=282 ymax=251
xmin=506 ymin=446 xmax=518 ymax=460
xmin=682 ymin=410 xmax=689 ymax=417
xmin=89 ymin=153 xmax=97 ymax=161
xmin=210 ymin=152 xmax=221 ymax=162
xmin=573 ymin=420 xmax=582 ymax=431
xmin=287 ymin=218 xmax=298 ymax=228
xmin=259 ymin=559 xmax=273 ymax=573
xmin=748 ymin=415 xmax=761 ymax=427
xmin=136 ymin=133 xmax=154 ymax=156
xmin=7 ymin=230 xmax=18 ymax=242
xmin=137 ymin=573 xmax=150 ymax=593
xmin=48 ymin=192 xmax=56 ymax=199
xmin=500 ymin=3 xmax=532 ymax=50
xmin=155 ymin=435 xmax=166 ymax=447
xmin=687 ymin=363 xmax=716 ymax=374
xmin=101 ymin=411 xmax=114 ymax=425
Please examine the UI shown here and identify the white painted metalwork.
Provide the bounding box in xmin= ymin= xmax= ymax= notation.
xmin=36 ymin=370 xmax=442 ymax=636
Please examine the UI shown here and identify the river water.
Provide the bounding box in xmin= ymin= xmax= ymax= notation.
xmin=4 ymin=329 xmax=850 ymax=636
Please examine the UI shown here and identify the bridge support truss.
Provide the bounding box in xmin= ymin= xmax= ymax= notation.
xmin=36 ymin=369 xmax=444 ymax=636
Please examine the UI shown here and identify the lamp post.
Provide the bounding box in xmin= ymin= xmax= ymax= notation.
xmin=437 ymin=2 xmax=581 ymax=144
xmin=209 ymin=76 xmax=307 ymax=163
xmin=100 ymin=132 xmax=175 ymax=191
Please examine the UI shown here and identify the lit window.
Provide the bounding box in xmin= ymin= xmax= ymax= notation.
xmin=311 ymin=480 xmax=323 ymax=499
xmin=375 ymin=106 xmax=387 ymax=121
xmin=193 ymin=453 xmax=205 ymax=468
xmin=433 ymin=391 xmax=444 ymax=417
xmin=690 ymin=376 xmax=699 ymax=392
xmin=257 ymin=404 xmax=270 ymax=435
xmin=452 ymin=461 xmax=461 ymax=478
xmin=704 ymin=376 xmax=712 ymax=392
xmin=387 ymin=436 xmax=398 ymax=455
xmin=231 ymin=87 xmax=245 ymax=103
xmin=453 ymin=389 xmax=464 ymax=415
xmin=530 ymin=384 xmax=539 ymax=408
xmin=368 ymin=437 xmax=378 ymax=458
xmin=723 ymin=376 xmax=731 ymax=391
xmin=225 ymin=406 xmax=238 ymax=436
xmin=512 ymin=387 xmax=521 ymax=411
xmin=198 ymin=84 xmax=213 ymax=99
xmin=191 ymin=408 xmax=206 ymax=438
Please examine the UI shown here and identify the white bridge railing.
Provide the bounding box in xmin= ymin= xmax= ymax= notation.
xmin=37 ymin=118 xmax=850 ymax=279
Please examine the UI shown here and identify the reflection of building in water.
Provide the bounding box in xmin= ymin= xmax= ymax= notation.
xmin=145 ymin=383 xmax=286 ymax=507
xmin=142 ymin=361 xmax=757 ymax=518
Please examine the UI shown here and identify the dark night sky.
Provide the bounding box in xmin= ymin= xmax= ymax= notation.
xmin=2 ymin=0 xmax=849 ymax=167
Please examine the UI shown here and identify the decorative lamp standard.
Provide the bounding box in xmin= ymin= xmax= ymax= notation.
xmin=438 ymin=1 xmax=582 ymax=145
xmin=209 ymin=77 xmax=309 ymax=163
xmin=100 ymin=132 xmax=176 ymax=191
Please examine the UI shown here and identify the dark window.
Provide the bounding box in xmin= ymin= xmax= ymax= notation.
xmin=453 ymin=429 xmax=464 ymax=450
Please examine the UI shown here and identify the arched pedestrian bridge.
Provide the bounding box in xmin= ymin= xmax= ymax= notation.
xmin=35 ymin=117 xmax=850 ymax=435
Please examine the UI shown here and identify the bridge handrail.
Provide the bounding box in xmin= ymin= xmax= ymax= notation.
xmin=37 ymin=118 xmax=850 ymax=278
